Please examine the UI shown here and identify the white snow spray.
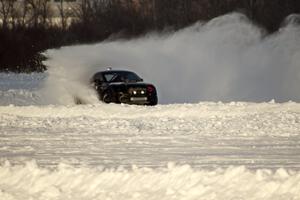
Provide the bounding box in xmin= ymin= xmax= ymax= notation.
xmin=43 ymin=13 xmax=300 ymax=104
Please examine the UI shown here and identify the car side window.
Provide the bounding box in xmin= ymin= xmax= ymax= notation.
xmin=127 ymin=72 xmax=139 ymax=81
xmin=93 ymin=73 xmax=105 ymax=84
xmin=104 ymin=74 xmax=115 ymax=82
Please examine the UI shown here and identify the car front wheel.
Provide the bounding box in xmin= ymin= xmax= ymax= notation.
xmin=102 ymin=91 xmax=113 ymax=103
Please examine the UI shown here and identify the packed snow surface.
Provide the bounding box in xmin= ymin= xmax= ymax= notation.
xmin=1 ymin=73 xmax=300 ymax=199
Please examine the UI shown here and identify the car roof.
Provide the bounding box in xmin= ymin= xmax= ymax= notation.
xmin=92 ymin=69 xmax=137 ymax=80
xmin=94 ymin=70 xmax=137 ymax=76
xmin=101 ymin=69 xmax=134 ymax=73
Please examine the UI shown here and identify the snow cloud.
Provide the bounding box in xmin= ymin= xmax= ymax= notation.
xmin=43 ymin=13 xmax=300 ymax=104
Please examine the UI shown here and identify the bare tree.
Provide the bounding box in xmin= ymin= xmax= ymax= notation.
xmin=242 ymin=0 xmax=259 ymax=19
xmin=73 ymin=0 xmax=93 ymax=25
xmin=0 ymin=0 xmax=16 ymax=28
xmin=57 ymin=0 xmax=67 ymax=29
xmin=41 ymin=0 xmax=51 ymax=26
xmin=152 ymin=0 xmax=157 ymax=28
xmin=26 ymin=0 xmax=51 ymax=27
xmin=15 ymin=0 xmax=30 ymax=27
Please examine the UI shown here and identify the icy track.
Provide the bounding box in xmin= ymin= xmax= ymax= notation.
xmin=1 ymin=74 xmax=300 ymax=199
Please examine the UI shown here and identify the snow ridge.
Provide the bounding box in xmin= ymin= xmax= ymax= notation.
xmin=0 ymin=161 xmax=299 ymax=200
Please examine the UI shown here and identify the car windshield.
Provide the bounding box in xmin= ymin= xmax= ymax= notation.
xmin=104 ymin=71 xmax=142 ymax=83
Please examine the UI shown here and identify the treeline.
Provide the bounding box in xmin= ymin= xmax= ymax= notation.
xmin=0 ymin=0 xmax=300 ymax=72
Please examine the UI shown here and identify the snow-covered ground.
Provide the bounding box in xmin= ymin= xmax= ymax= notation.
xmin=0 ymin=73 xmax=300 ymax=200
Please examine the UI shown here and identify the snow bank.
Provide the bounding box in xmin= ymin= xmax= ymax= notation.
xmin=0 ymin=161 xmax=299 ymax=200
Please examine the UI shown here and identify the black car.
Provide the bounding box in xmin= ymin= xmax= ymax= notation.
xmin=91 ymin=69 xmax=158 ymax=105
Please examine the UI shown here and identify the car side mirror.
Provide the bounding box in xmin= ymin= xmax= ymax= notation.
xmin=95 ymin=79 xmax=102 ymax=84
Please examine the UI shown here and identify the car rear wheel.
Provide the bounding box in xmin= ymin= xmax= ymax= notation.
xmin=148 ymin=96 xmax=158 ymax=106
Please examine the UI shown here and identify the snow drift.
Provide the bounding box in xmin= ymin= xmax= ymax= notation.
xmin=0 ymin=161 xmax=299 ymax=200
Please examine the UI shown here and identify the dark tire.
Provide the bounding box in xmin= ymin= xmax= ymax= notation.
xmin=148 ymin=96 xmax=158 ymax=106
xmin=102 ymin=91 xmax=113 ymax=103
xmin=119 ymin=94 xmax=129 ymax=104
